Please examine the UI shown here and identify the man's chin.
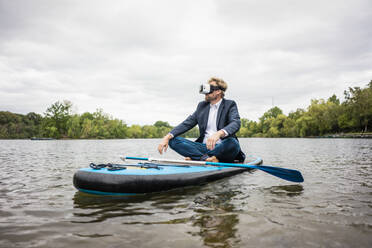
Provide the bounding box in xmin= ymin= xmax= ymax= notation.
xmin=205 ymin=96 xmax=217 ymax=102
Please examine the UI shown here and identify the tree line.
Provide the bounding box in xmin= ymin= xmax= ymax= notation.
xmin=0 ymin=81 xmax=371 ymax=139
xmin=0 ymin=101 xmax=198 ymax=139
xmin=237 ymin=80 xmax=372 ymax=137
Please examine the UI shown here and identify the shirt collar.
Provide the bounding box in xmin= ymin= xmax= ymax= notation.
xmin=210 ymin=98 xmax=223 ymax=108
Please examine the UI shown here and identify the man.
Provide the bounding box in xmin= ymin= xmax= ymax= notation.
xmin=158 ymin=77 xmax=245 ymax=163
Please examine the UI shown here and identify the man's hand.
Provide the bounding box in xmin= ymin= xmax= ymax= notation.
xmin=158 ymin=134 xmax=172 ymax=154
xmin=206 ymin=130 xmax=225 ymax=150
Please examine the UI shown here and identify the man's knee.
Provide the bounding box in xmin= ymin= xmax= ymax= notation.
xmin=168 ymin=136 xmax=182 ymax=149
xmin=223 ymin=138 xmax=240 ymax=153
xmin=217 ymin=138 xmax=240 ymax=162
xmin=168 ymin=137 xmax=176 ymax=148
xmin=223 ymin=137 xmax=239 ymax=146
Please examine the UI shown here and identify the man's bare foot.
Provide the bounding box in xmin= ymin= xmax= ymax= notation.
xmin=206 ymin=156 xmax=219 ymax=163
xmin=185 ymin=157 xmax=192 ymax=161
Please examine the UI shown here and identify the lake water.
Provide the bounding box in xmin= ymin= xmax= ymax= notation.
xmin=0 ymin=138 xmax=371 ymax=248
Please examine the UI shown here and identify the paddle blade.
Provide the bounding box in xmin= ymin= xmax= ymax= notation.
xmin=255 ymin=165 xmax=304 ymax=183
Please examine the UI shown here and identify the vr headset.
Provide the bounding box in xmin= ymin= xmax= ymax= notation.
xmin=199 ymin=84 xmax=225 ymax=94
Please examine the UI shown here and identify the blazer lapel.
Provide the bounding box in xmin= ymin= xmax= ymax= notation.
xmin=201 ymin=105 xmax=210 ymax=133
xmin=216 ymin=99 xmax=225 ymax=128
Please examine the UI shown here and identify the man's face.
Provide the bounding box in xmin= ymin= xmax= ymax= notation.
xmin=205 ymin=81 xmax=221 ymax=102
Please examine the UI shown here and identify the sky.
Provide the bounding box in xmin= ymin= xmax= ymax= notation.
xmin=1 ymin=0 xmax=371 ymax=125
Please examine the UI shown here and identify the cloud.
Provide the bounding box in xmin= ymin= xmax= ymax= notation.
xmin=0 ymin=0 xmax=371 ymax=125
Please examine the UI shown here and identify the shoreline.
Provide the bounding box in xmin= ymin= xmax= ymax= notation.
xmin=1 ymin=134 xmax=372 ymax=140
xmin=319 ymin=133 xmax=372 ymax=139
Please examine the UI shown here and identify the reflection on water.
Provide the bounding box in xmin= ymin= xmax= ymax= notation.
xmin=191 ymin=191 xmax=240 ymax=248
xmin=73 ymin=186 xmax=242 ymax=248
xmin=265 ymin=184 xmax=304 ymax=197
xmin=1 ymin=139 xmax=372 ymax=248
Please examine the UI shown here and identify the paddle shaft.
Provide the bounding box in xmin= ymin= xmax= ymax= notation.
xmin=125 ymin=156 xmax=260 ymax=168
xmin=123 ymin=156 xmax=304 ymax=183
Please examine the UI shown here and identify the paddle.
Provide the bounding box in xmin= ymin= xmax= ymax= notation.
xmin=122 ymin=156 xmax=304 ymax=183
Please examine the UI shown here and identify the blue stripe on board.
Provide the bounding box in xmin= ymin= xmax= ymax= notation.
xmin=125 ymin=156 xmax=148 ymax=161
xmin=78 ymin=188 xmax=138 ymax=196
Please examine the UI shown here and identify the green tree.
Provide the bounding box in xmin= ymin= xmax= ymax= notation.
xmin=288 ymin=108 xmax=305 ymax=121
xmin=127 ymin=125 xmax=143 ymax=138
xmin=307 ymin=99 xmax=329 ymax=135
xmin=183 ymin=126 xmax=199 ymax=138
xmin=142 ymin=125 xmax=158 ymax=138
xmin=153 ymin=121 xmax=172 ymax=137
xmin=80 ymin=119 xmax=95 ymax=138
xmin=343 ymin=84 xmax=372 ymax=132
xmin=258 ymin=107 xmax=284 ymax=136
xmin=154 ymin=120 xmax=172 ymax=128
xmin=44 ymin=100 xmax=73 ymax=138
xmin=237 ymin=118 xmax=255 ymax=137
xmin=328 ymin=94 xmax=340 ymax=105
xmin=282 ymin=117 xmax=297 ymax=137
xmin=67 ymin=115 xmax=82 ymax=138
xmin=260 ymin=106 xmax=283 ymax=120
xmin=295 ymin=115 xmax=314 ymax=137
xmin=108 ymin=119 xmax=127 ymax=138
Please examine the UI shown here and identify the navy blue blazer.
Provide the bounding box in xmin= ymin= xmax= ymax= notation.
xmin=170 ymin=98 xmax=246 ymax=162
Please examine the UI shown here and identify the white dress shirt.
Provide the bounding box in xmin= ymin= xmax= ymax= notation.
xmin=203 ymin=99 xmax=228 ymax=144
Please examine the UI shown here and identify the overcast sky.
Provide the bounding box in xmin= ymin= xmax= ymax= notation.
xmin=1 ymin=0 xmax=371 ymax=125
